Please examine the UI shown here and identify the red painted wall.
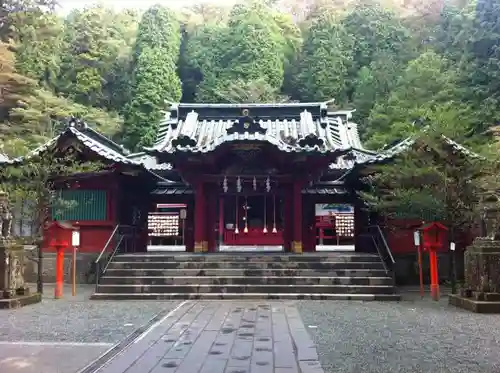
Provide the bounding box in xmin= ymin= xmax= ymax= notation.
xmin=383 ymin=218 xmax=477 ymax=254
xmin=44 ymin=175 xmax=118 ymax=253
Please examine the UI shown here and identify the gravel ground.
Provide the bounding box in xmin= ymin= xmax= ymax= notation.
xmin=297 ymin=294 xmax=500 ymax=373
xmin=0 ymin=284 xmax=179 ymax=343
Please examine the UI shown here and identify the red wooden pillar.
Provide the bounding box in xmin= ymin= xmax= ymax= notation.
xmin=206 ymin=185 xmax=217 ymax=252
xmin=194 ymin=182 xmax=207 ymax=252
xmin=292 ymin=180 xmax=303 ymax=253
xmin=283 ymin=188 xmax=292 ymax=252
xmin=185 ymin=198 xmax=195 ymax=252
xmin=303 ymin=196 xmax=315 ymax=252
xmin=218 ymin=197 xmax=224 ymax=248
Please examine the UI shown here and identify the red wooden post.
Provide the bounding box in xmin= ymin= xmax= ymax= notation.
xmin=46 ymin=221 xmax=75 ymax=299
xmin=194 ymin=182 xmax=206 ymax=252
xmin=421 ymin=222 xmax=448 ymax=301
xmin=55 ymin=243 xmax=65 ymax=299
xmin=430 ymin=251 xmax=439 ymax=300
xmin=292 ymin=180 xmax=303 ymax=253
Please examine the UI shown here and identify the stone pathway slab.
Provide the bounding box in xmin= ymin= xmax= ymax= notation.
xmin=95 ymin=301 xmax=325 ymax=373
xmin=0 ymin=342 xmax=111 ymax=373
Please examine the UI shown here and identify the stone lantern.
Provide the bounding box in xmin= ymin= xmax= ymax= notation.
xmin=449 ymin=192 xmax=500 ymax=312
xmin=0 ymin=191 xmax=30 ymax=300
xmin=480 ymin=194 xmax=500 ymax=240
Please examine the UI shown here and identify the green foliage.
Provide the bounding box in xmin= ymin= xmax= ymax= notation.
xmin=57 ymin=5 xmax=139 ymax=110
xmin=122 ymin=5 xmax=182 ymax=150
xmin=0 ymin=0 xmax=58 ymax=41
xmin=1 ymin=0 xmax=500 ymax=184
xmin=293 ymin=12 xmax=353 ymax=102
xmin=351 ymin=51 xmax=402 ymax=133
xmin=186 ymin=1 xmax=293 ymax=103
xmin=133 ymin=4 xmax=181 ymax=58
xmin=10 ymin=10 xmax=63 ymax=88
xmin=9 ymin=89 xmax=122 ymax=148
xmin=342 ymin=2 xmax=413 ymax=75
xmin=0 ymin=152 xmax=102 ymax=242
xmin=123 ymin=47 xmax=181 ymax=149
xmin=366 ymin=51 xmax=469 ymax=149
xmin=360 ymin=132 xmax=485 ymax=233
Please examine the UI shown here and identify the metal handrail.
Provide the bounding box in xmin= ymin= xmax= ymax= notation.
xmin=367 ymin=224 xmax=396 ymax=278
xmin=373 ymin=225 xmax=395 ymax=264
xmin=101 ymin=235 xmax=125 ymax=274
xmin=94 ymin=225 xmax=135 ymax=292
xmin=371 ymin=235 xmax=389 ymax=274
xmin=95 ymin=225 xmax=120 ymax=264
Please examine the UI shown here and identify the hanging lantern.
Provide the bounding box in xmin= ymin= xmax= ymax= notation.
xmin=223 ymin=176 xmax=228 ymax=193
xmin=235 ymin=195 xmax=239 ymax=234
xmin=263 ymin=195 xmax=268 ymax=233
xmin=243 ymin=196 xmax=249 ymax=233
xmin=253 ymin=176 xmax=257 ymax=191
xmin=272 ymin=195 xmax=277 ymax=233
xmin=237 ymin=176 xmax=242 ymax=193
xmin=266 ymin=176 xmax=271 ymax=192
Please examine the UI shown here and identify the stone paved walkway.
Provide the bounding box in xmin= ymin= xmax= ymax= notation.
xmin=96 ymin=301 xmax=323 ymax=373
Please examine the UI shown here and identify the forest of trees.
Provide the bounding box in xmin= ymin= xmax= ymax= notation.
xmin=1 ymin=0 xmax=500 ymax=154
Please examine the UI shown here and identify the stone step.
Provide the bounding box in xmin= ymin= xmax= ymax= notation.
xmin=98 ymin=275 xmax=394 ymax=286
xmin=95 ymin=283 xmax=397 ymax=294
xmin=112 ymin=253 xmax=380 ymax=263
xmin=90 ymin=292 xmax=402 ymax=301
xmin=103 ymin=268 xmax=390 ymax=277
xmin=106 ymin=261 xmax=385 ymax=270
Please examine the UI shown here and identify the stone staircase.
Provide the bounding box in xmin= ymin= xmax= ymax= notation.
xmin=90 ymin=252 xmax=401 ymax=301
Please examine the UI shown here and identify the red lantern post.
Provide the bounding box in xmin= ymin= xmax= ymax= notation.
xmin=46 ymin=221 xmax=76 ymax=299
xmin=421 ymin=222 xmax=448 ymax=301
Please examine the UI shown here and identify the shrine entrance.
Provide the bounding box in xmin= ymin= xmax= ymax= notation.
xmin=314 ymin=203 xmax=355 ymax=251
xmin=218 ymin=193 xmax=284 ymax=251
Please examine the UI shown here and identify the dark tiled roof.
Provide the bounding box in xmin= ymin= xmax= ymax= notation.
xmin=126 ymin=152 xmax=173 ymax=171
xmin=15 ymin=124 xmax=137 ymax=165
xmin=151 ymin=184 xmax=193 ymax=195
xmin=7 ymin=120 xmax=155 ymax=170
xmin=353 ymin=133 xmax=481 ymax=167
xmin=302 ymin=186 xmax=348 ymax=194
xmin=147 ymin=102 xmax=367 ymax=155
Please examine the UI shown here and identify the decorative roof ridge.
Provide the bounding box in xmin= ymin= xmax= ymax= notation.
xmin=298 ymin=109 xmax=324 ymax=148
xmin=66 ymin=117 xmax=131 ymax=156
xmin=353 ymin=128 xmax=482 ymax=169
xmin=0 ymin=152 xmax=9 ymax=163
xmin=170 ymin=110 xmax=198 ymax=147
xmin=328 ymin=109 xmax=355 ymax=120
xmin=344 ymin=122 xmax=366 ymax=150
xmin=171 ymin=101 xmax=333 ymax=109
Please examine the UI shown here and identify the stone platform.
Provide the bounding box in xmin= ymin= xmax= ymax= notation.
xmin=448 ymin=294 xmax=500 ymax=313
xmin=0 ymin=293 xmax=41 ymax=309
xmin=87 ymin=301 xmax=324 ymax=373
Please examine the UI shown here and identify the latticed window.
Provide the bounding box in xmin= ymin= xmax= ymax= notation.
xmin=52 ymin=190 xmax=107 ymax=221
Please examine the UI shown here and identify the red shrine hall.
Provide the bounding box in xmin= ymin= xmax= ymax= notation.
xmin=144 ymin=102 xmax=372 ymax=253
xmin=18 ymin=101 xmax=385 ymax=254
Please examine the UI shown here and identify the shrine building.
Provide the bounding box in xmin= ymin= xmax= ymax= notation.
xmin=5 ymin=101 xmax=380 ymax=255
xmin=2 ymin=100 xmax=477 ymax=297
